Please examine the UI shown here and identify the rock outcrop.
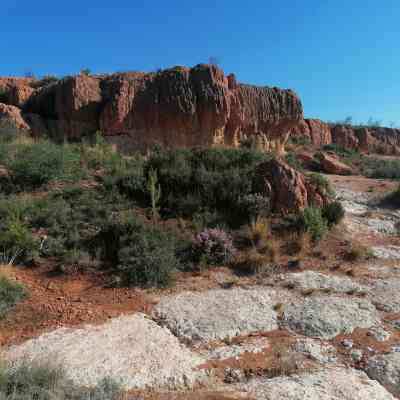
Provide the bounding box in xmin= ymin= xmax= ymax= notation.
xmin=318 ymin=152 xmax=353 ymax=175
xmin=0 ymin=103 xmax=30 ymax=137
xmin=252 ymin=158 xmax=329 ymax=213
xmin=291 ymin=118 xmax=332 ymax=146
xmin=293 ymin=119 xmax=400 ymax=155
xmin=20 ymin=65 xmax=303 ymax=152
xmin=0 ymin=77 xmax=34 ymax=107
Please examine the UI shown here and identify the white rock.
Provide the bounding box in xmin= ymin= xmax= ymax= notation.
xmin=283 ymin=295 xmax=380 ymax=339
xmin=291 ymin=338 xmax=337 ymax=364
xmin=4 ymin=313 xmax=205 ymax=390
xmin=366 ymin=351 xmax=400 ymax=397
xmin=241 ymin=367 xmax=396 ymax=399
xmin=283 ymin=271 xmax=365 ymax=293
xmin=154 ymin=287 xmax=282 ymax=342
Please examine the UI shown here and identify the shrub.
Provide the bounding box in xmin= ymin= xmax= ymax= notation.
xmin=191 ymin=228 xmax=237 ymax=265
xmin=5 ymin=141 xmax=84 ymax=191
xmin=299 ymin=207 xmax=328 ymax=242
xmin=363 ymin=158 xmax=400 ymax=180
xmin=0 ymin=359 xmax=64 ymax=399
xmin=143 ymin=147 xmax=268 ymax=225
xmin=0 ymin=275 xmax=26 ymax=318
xmin=344 ymin=243 xmax=375 ymax=262
xmin=241 ymin=216 xmax=269 ymax=247
xmin=384 ymin=185 xmax=400 ymax=207
xmin=232 ymin=249 xmax=271 ymax=275
xmin=238 ymin=193 xmax=270 ymax=222
xmin=307 ymin=173 xmax=335 ymax=198
xmin=322 ymin=201 xmax=345 ymax=226
xmin=285 ymin=152 xmax=304 ymax=171
xmin=0 ymin=359 xmax=122 ymax=400
xmin=90 ymin=216 xmax=179 ymax=288
xmin=30 ymin=75 xmax=59 ymax=89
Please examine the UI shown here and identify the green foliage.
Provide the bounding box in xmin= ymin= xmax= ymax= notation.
xmin=288 ymin=136 xmax=311 ymax=146
xmin=30 ymin=75 xmax=59 ymax=89
xmin=307 ymin=172 xmax=335 ymax=198
xmin=383 ymin=184 xmax=400 ymax=207
xmin=0 ymin=359 xmax=122 ymax=400
xmin=90 ymin=216 xmax=179 ymax=288
xmin=146 ymin=168 xmax=161 ymax=221
xmin=285 ymin=152 xmax=304 ymax=171
xmin=3 ymin=140 xmax=85 ymax=191
xmin=80 ymin=68 xmax=91 ymax=76
xmin=322 ymin=201 xmax=345 ymax=227
xmin=362 ymin=158 xmax=400 ymax=180
xmin=299 ymin=207 xmax=328 ymax=242
xmin=143 ymin=147 xmax=268 ymax=226
xmin=0 ymin=275 xmax=26 ymax=318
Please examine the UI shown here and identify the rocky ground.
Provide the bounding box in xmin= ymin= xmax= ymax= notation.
xmin=2 ymin=174 xmax=400 ymax=399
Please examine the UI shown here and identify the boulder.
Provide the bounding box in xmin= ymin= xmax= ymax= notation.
xmin=0 ymin=103 xmax=30 ymax=137
xmin=366 ymin=351 xmax=400 ymax=397
xmin=153 ymin=287 xmax=283 ymax=342
xmin=283 ymin=295 xmax=380 ymax=339
xmin=252 ymin=158 xmax=329 ymax=213
xmin=318 ymin=152 xmax=353 ymax=175
xmin=241 ymin=368 xmax=396 ymax=400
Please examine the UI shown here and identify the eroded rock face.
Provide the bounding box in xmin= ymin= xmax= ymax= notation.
xmin=0 ymin=103 xmax=30 ymax=136
xmin=21 ymin=65 xmax=302 ymax=151
xmin=291 ymin=119 xmax=332 ymax=146
xmin=0 ymin=78 xmax=35 ymax=107
xmin=26 ymin=75 xmax=102 ymax=140
xmin=252 ymin=158 xmax=329 ymax=213
xmin=331 ymin=124 xmax=359 ymax=149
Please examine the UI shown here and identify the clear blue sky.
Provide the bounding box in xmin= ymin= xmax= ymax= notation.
xmin=1 ymin=1 xmax=399 ymax=126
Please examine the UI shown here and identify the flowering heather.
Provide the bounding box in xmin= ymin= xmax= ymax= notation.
xmin=193 ymin=228 xmax=237 ymax=265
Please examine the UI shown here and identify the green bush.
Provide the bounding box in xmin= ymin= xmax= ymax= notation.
xmin=362 ymin=158 xmax=400 ymax=180
xmin=143 ymin=147 xmax=268 ymax=226
xmin=0 ymin=275 xmax=26 ymax=318
xmin=307 ymin=172 xmax=335 ymax=198
xmin=322 ymin=201 xmax=345 ymax=226
xmin=285 ymin=152 xmax=304 ymax=171
xmin=299 ymin=207 xmax=328 ymax=242
xmin=90 ymin=216 xmax=179 ymax=288
xmin=0 ymin=359 xmax=122 ymax=400
xmin=4 ymin=141 xmax=84 ymax=191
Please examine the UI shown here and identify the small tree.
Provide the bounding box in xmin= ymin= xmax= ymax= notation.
xmin=146 ymin=168 xmax=161 ymax=222
xmin=80 ymin=68 xmax=91 ymax=76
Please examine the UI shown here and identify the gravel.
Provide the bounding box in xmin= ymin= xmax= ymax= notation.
xmin=154 ymin=287 xmax=282 ymax=343
xmin=366 ymin=351 xmax=400 ymax=397
xmin=4 ymin=313 xmax=206 ymax=390
xmin=240 ymin=367 xmax=396 ymax=399
xmin=283 ymin=295 xmax=380 ymax=339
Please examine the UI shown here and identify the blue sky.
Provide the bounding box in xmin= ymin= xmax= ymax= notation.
xmin=1 ymin=1 xmax=399 ymax=126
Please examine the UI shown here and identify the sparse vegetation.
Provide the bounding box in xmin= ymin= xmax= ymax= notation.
xmin=298 ymin=207 xmax=328 ymax=242
xmin=322 ymin=201 xmax=345 ymax=227
xmin=307 ymin=172 xmax=335 ymax=198
xmin=191 ymin=228 xmax=236 ymax=266
xmin=0 ymin=275 xmax=26 ymax=318
xmin=344 ymin=243 xmax=375 ymax=262
xmin=0 ymin=359 xmax=122 ymax=399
